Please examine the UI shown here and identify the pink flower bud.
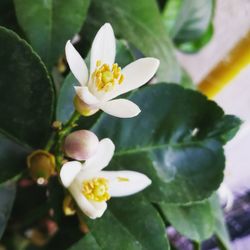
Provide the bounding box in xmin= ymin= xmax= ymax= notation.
xmin=64 ymin=130 xmax=99 ymax=160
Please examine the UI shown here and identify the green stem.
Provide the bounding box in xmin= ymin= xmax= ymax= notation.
xmin=54 ymin=111 xmax=81 ymax=171
xmin=192 ymin=241 xmax=201 ymax=250
xmin=44 ymin=131 xmax=56 ymax=151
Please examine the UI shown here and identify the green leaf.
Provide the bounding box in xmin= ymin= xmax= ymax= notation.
xmin=0 ymin=134 xmax=29 ymax=184
xmin=207 ymin=115 xmax=242 ymax=145
xmin=159 ymin=200 xmax=214 ymax=242
xmin=163 ymin=0 xmax=214 ymax=52
xmin=91 ymin=84 xmax=239 ymax=203
xmin=0 ymin=182 xmax=16 ymax=239
xmin=82 ymin=0 xmax=181 ymax=82
xmin=180 ymin=68 xmax=196 ymax=90
xmin=0 ymin=27 xmax=54 ymax=149
xmin=75 ymin=196 xmax=170 ymax=250
xmin=69 ymin=233 xmax=101 ymax=250
xmin=14 ymin=0 xmax=90 ymax=68
xmin=209 ymin=194 xmax=231 ymax=250
xmin=176 ymin=24 xmax=214 ymax=53
xmin=56 ymin=73 xmax=76 ymax=124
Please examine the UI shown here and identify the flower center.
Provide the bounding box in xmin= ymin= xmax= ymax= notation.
xmin=82 ymin=177 xmax=110 ymax=202
xmin=92 ymin=60 xmax=124 ymax=92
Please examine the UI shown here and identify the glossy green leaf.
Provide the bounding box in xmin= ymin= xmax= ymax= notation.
xmin=209 ymin=194 xmax=231 ymax=250
xmin=69 ymin=233 xmax=101 ymax=250
xmin=160 ymin=200 xmax=214 ymax=242
xmin=163 ymin=0 xmax=214 ymax=52
xmin=14 ymin=0 xmax=90 ymax=68
xmin=82 ymin=0 xmax=181 ymax=82
xmin=0 ymin=0 xmax=22 ymax=34
xmin=56 ymin=73 xmax=76 ymax=124
xmin=0 ymin=134 xmax=29 ymax=184
xmin=0 ymin=27 xmax=54 ymax=149
xmin=180 ymin=68 xmax=196 ymax=90
xmin=176 ymin=24 xmax=214 ymax=53
xmin=0 ymin=182 xmax=16 ymax=239
xmin=92 ymin=84 xmax=239 ymax=203
xmin=207 ymin=115 xmax=242 ymax=145
xmin=75 ymin=195 xmax=170 ymax=250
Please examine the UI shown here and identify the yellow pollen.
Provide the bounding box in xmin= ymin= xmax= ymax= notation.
xmin=82 ymin=177 xmax=110 ymax=202
xmin=117 ymin=177 xmax=129 ymax=182
xmin=92 ymin=60 xmax=124 ymax=92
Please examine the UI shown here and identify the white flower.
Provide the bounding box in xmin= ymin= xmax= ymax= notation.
xmin=60 ymin=138 xmax=151 ymax=219
xmin=65 ymin=23 xmax=160 ymax=118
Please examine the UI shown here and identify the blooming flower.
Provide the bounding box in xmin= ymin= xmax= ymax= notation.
xmin=65 ymin=23 xmax=160 ymax=118
xmin=60 ymin=138 xmax=151 ymax=219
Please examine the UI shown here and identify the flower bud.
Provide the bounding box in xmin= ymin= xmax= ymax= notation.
xmin=64 ymin=130 xmax=99 ymax=161
xmin=27 ymin=150 xmax=55 ymax=182
xmin=74 ymin=95 xmax=98 ymax=116
xmin=63 ymin=195 xmax=76 ymax=216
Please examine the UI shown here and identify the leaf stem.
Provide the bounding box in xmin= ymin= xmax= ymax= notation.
xmin=44 ymin=131 xmax=56 ymax=151
xmin=192 ymin=241 xmax=201 ymax=250
xmin=54 ymin=111 xmax=81 ymax=171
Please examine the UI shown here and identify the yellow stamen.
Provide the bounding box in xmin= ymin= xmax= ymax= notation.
xmin=92 ymin=60 xmax=124 ymax=92
xmin=96 ymin=60 xmax=102 ymax=67
xmin=117 ymin=177 xmax=129 ymax=182
xmin=82 ymin=178 xmax=110 ymax=202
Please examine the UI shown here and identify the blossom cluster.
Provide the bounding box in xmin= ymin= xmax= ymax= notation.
xmin=61 ymin=23 xmax=159 ymax=219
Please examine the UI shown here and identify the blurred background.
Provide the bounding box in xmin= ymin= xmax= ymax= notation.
xmin=177 ymin=0 xmax=250 ymax=249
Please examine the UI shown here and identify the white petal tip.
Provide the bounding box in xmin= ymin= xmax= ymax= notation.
xmin=102 ymin=23 xmax=113 ymax=31
xmin=146 ymin=57 xmax=160 ymax=71
xmin=60 ymin=161 xmax=82 ymax=188
xmin=100 ymin=138 xmax=115 ymax=155
xmin=104 ymin=171 xmax=152 ymax=197
xmin=86 ymin=202 xmax=107 ymax=219
xmin=65 ymin=40 xmax=73 ymax=54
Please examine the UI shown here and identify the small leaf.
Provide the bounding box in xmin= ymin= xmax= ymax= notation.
xmin=0 ymin=27 xmax=54 ymax=149
xmin=160 ymin=200 xmax=214 ymax=242
xmin=92 ymin=84 xmax=240 ymax=203
xmin=82 ymin=0 xmax=181 ymax=82
xmin=0 ymin=182 xmax=16 ymax=239
xmin=163 ymin=0 xmax=214 ymax=52
xmin=56 ymin=73 xmax=77 ymax=124
xmin=209 ymin=194 xmax=231 ymax=250
xmin=14 ymin=0 xmax=90 ymax=68
xmin=176 ymin=24 xmax=214 ymax=53
xmin=207 ymin=115 xmax=242 ymax=145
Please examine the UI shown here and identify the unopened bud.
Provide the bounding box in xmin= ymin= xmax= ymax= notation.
xmin=74 ymin=95 xmax=98 ymax=116
xmin=64 ymin=130 xmax=99 ymax=161
xmin=27 ymin=150 xmax=55 ymax=182
xmin=63 ymin=195 xmax=76 ymax=216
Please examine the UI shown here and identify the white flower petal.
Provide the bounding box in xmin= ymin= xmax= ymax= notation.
xmin=65 ymin=41 xmax=88 ymax=85
xmin=90 ymin=23 xmax=116 ymax=74
xmin=89 ymin=200 xmax=107 ymax=217
xmin=99 ymin=99 xmax=141 ymax=118
xmin=60 ymin=161 xmax=82 ymax=188
xmin=74 ymin=86 xmax=100 ymax=105
xmin=99 ymin=170 xmax=152 ymax=197
xmin=69 ymin=181 xmax=107 ymax=219
xmin=103 ymin=58 xmax=160 ymax=101
xmin=81 ymin=138 xmax=115 ymax=175
xmin=218 ymin=184 xmax=234 ymax=211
